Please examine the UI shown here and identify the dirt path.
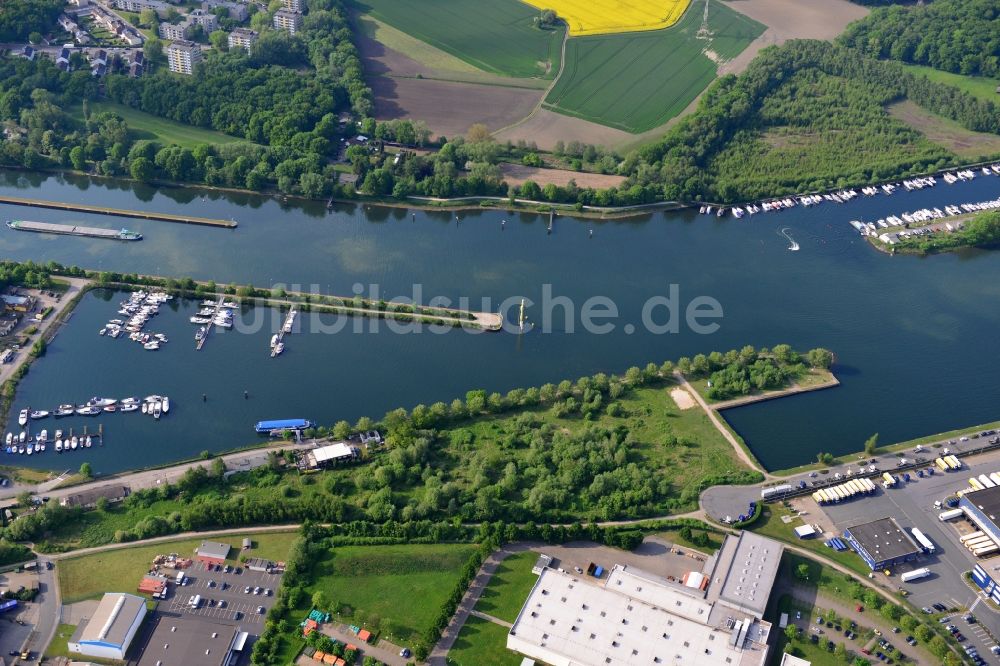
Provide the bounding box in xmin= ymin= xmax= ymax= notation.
xmin=673 ymin=370 xmax=769 ymax=478
xmin=470 ymin=609 xmax=512 ymax=629
xmin=490 ymin=29 xmax=570 ymax=140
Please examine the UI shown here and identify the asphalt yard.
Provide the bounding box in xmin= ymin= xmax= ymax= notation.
xmin=164 ymin=559 xmax=282 ymax=630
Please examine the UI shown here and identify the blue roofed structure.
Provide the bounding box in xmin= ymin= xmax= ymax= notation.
xmin=254 ymin=418 xmax=314 ymax=433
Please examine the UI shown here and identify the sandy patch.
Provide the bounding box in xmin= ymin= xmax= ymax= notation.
xmin=371 ymin=77 xmax=542 ymax=139
xmin=499 ymin=163 xmax=625 ymax=189
xmin=671 ymin=387 xmax=697 ymax=410
xmin=719 ymin=0 xmax=870 ymax=76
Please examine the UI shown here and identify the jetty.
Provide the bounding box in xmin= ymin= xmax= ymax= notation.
xmin=0 ymin=195 xmax=237 ymax=228
xmin=270 ymin=308 xmax=295 ymax=357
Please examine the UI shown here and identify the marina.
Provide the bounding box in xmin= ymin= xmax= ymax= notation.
xmin=5 ymin=169 xmax=1000 ymax=472
xmin=6 ymin=219 xmax=141 ymax=241
xmin=270 ymin=308 xmax=296 ymax=357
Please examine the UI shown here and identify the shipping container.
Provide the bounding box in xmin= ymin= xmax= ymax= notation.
xmin=936 ymin=458 xmax=950 ymax=471
xmin=960 ymin=531 xmax=985 ymax=543
xmin=980 ymin=474 xmax=996 ymax=489
xmin=947 ymin=455 xmax=963 ymax=469
xmin=900 ymin=567 xmax=930 ymax=582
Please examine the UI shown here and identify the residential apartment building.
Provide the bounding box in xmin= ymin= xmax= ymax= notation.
xmin=166 ymin=40 xmax=202 ymax=74
xmin=227 ymin=27 xmax=258 ymax=52
xmin=273 ymin=8 xmax=302 ymax=34
xmin=281 ymin=0 xmax=303 ymax=11
xmin=203 ymin=0 xmax=248 ymax=22
xmin=158 ymin=21 xmax=190 ymax=40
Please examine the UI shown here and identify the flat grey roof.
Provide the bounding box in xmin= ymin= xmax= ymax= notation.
xmin=78 ymin=592 xmax=146 ymax=647
xmin=846 ymin=517 xmax=921 ymax=562
xmin=709 ymin=532 xmax=783 ymax=618
xmin=197 ymin=541 xmax=232 ymax=559
xmin=135 ymin=614 xmax=239 ymax=666
xmin=964 ymin=486 xmax=1000 ymax=522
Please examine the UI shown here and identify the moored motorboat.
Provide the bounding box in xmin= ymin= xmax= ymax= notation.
xmin=55 ymin=407 xmax=75 ymax=417
xmin=30 ymin=410 xmax=49 ymax=419
xmin=141 ymin=402 xmax=148 ymax=414
xmin=103 ymin=404 xmax=116 ymax=412
xmin=153 ymin=402 xmax=162 ymax=419
xmin=17 ymin=445 xmax=24 ymax=454
xmin=17 ymin=409 xmax=27 ymax=427
xmin=85 ymin=435 xmax=92 ymax=448
xmin=76 ymin=406 xmax=102 ymax=416
xmin=38 ymin=429 xmax=47 ymax=443
xmin=86 ymin=397 xmax=116 ymax=407
xmin=26 ymin=443 xmax=32 ymax=455
xmin=55 ymin=438 xmax=62 ymax=452
xmin=18 ymin=431 xmax=25 ymax=444
xmin=4 ymin=433 xmax=10 ymax=447
xmin=121 ymin=397 xmax=139 ymax=405
xmin=144 ymin=341 xmax=159 ymax=350
xmin=70 ymin=436 xmax=78 ymax=450
xmin=120 ymin=403 xmax=139 ymax=413
xmin=162 ymin=397 xmax=170 ymax=414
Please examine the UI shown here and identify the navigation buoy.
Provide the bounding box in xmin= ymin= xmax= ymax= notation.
xmin=202 ymin=393 xmax=207 ymax=402
xmin=244 ymin=390 xmax=249 ymax=400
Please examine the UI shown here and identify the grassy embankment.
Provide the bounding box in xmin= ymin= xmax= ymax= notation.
xmin=72 ymin=102 xmax=249 ymax=149
xmin=901 ymin=64 xmax=1000 ymax=103
xmin=38 ymin=378 xmax=754 ymax=552
xmin=57 ymin=530 xmax=300 ymax=603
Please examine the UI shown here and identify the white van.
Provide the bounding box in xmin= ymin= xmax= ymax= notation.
xmin=189 ymin=594 xmax=202 ymax=608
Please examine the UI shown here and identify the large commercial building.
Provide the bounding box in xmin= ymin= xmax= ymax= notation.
xmin=273 ymin=8 xmax=303 ymax=34
xmin=843 ymin=517 xmax=922 ymax=571
xmin=960 ymin=486 xmax=1000 ymax=549
xmin=166 ymin=40 xmax=202 ymax=75
xmin=68 ymin=592 xmax=147 ymax=660
xmin=134 ymin=614 xmax=249 ymax=666
xmin=508 ymin=532 xmax=781 ymax=666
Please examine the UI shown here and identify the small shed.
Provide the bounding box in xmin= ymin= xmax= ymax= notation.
xmin=794 ymin=524 xmax=817 ymax=539
xmin=358 ymin=629 xmax=371 ymax=643
xmin=532 ymin=554 xmax=553 ymax=575
xmin=242 ymin=537 xmax=252 ymax=550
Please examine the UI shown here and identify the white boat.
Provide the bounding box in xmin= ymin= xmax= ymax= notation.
xmin=70 ymin=436 xmax=78 ymax=450
xmin=54 ymin=439 xmax=62 ymax=452
xmin=120 ymin=397 xmax=139 ymax=405
xmin=30 ymin=410 xmax=49 ymax=419
xmin=141 ymin=402 xmax=148 ymax=414
xmin=273 ymin=342 xmax=284 ymax=355
xmin=16 ymin=445 xmax=23 ymax=454
xmin=4 ymin=433 xmax=10 ymax=447
xmin=87 ymin=397 xmax=117 ymax=407
xmin=270 ymin=334 xmax=278 ymax=348
xmin=25 ymin=443 xmax=32 ymax=455
xmin=162 ymin=397 xmax=170 ymax=414
xmin=143 ymin=395 xmax=163 ymax=403
xmin=55 ymin=407 xmax=74 ymax=417
xmin=153 ymin=402 xmax=162 ymax=419
xmin=190 ymin=316 xmax=212 ymax=325
xmin=85 ymin=435 xmax=92 ymax=448
xmin=38 ymin=441 xmax=44 ymax=452
xmin=76 ymin=406 xmax=102 ymax=416
xmin=119 ymin=403 xmax=139 ymax=413
xmin=38 ymin=429 xmax=47 ymax=442
xmin=17 ymin=409 xmax=27 ymax=427
xmin=103 ymin=404 xmax=116 ymax=412
xmin=18 ymin=431 xmax=25 ymax=444
xmin=144 ymin=342 xmax=160 ymax=350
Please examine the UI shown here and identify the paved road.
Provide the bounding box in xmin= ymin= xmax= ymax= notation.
xmin=29 ymin=556 xmax=60 ymax=661
xmin=0 ymin=439 xmax=315 ymax=505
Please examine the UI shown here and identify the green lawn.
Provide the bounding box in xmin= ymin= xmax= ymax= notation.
xmin=57 ymin=530 xmax=300 ymax=603
xmin=770 ymin=595 xmax=854 ymax=666
xmin=298 ymin=543 xmax=478 ymax=645
xmin=544 ymin=0 xmax=763 ymax=132
xmin=352 ymin=0 xmax=564 ymax=78
xmin=473 ymin=551 xmax=539 ymax=624
xmin=447 ymin=615 xmax=521 ymax=666
xmin=749 ymin=504 xmax=872 ymax=578
xmin=76 ymin=102 xmax=249 ymax=149
xmin=902 ymin=64 xmax=1000 ymax=103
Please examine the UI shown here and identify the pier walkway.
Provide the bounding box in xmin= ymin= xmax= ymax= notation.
xmin=0 ymin=195 xmax=237 ymax=228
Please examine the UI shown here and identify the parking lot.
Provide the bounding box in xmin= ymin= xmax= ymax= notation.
xmin=807 ymin=445 xmax=1000 ymax=663
xmin=164 ymin=559 xmax=282 ymax=629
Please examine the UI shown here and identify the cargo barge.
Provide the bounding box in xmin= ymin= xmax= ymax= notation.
xmin=6 ymin=219 xmax=142 ymax=241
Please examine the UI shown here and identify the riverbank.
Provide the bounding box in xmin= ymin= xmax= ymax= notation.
xmin=702 ymin=369 xmax=840 ymax=411
xmin=0 ymin=194 xmax=237 ymax=228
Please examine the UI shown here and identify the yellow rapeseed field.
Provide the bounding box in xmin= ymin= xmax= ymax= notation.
xmin=522 ymin=0 xmax=693 ymax=36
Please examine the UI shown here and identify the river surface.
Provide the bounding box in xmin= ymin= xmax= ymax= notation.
xmin=1 ymin=170 xmax=1000 ymax=473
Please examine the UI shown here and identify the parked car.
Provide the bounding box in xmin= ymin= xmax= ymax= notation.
xmin=400 ymin=648 xmax=412 ymax=658
xmin=257 ymin=606 xmax=265 ymax=614
xmin=244 ymin=586 xmax=251 ymax=594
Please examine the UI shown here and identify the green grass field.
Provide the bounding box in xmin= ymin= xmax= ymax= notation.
xmin=352 ymin=0 xmax=563 ymax=78
xmin=473 ymin=551 xmax=538 ymax=623
xmin=448 ymin=615 xmax=521 ymax=666
xmin=902 ymin=64 xmax=1000 ymax=103
xmin=76 ymin=102 xmax=248 ymax=149
xmin=543 ymin=0 xmax=763 ymax=132
xmin=297 ymin=543 xmax=478 ymax=644
xmin=57 ymin=531 xmax=300 ymax=603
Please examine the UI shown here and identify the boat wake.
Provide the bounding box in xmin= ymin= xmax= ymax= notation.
xmin=779 ymin=228 xmax=800 ymax=252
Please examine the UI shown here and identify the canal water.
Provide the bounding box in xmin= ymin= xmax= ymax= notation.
xmin=2 ymin=170 xmax=1000 ymax=472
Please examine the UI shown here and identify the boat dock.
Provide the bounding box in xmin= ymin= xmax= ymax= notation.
xmin=7 ymin=220 xmax=141 ymax=241
xmin=0 ymin=195 xmax=237 ymax=228
xmin=270 ymin=308 xmax=295 ymax=357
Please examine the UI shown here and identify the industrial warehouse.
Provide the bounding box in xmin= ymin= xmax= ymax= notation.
xmin=68 ymin=592 xmax=147 ymax=660
xmin=507 ymin=532 xmax=782 ymax=666
xmin=843 ymin=517 xmax=922 ymax=571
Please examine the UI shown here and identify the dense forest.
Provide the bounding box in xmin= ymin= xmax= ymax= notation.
xmin=840 ymin=0 xmax=1000 ymax=77
xmin=0 ymin=0 xmax=62 ymax=42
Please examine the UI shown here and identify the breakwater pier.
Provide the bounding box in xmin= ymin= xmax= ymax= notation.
xmin=0 ymin=195 xmax=237 ymax=228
